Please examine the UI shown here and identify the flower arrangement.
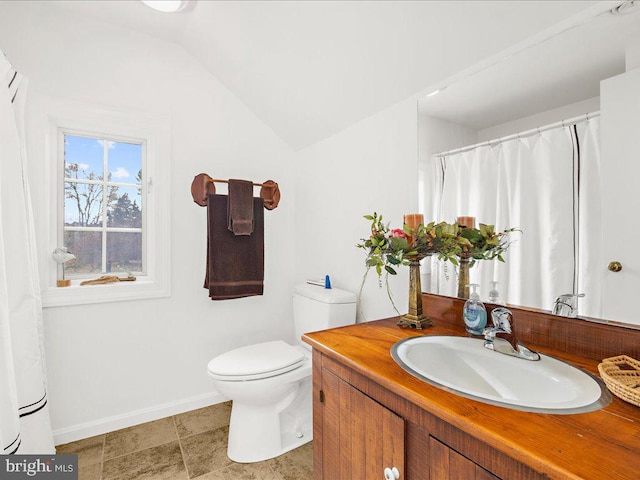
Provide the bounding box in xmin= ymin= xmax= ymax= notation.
xmin=356 ymin=212 xmax=457 ymax=278
xmin=446 ymin=222 xmax=517 ymax=266
xmin=357 ymin=212 xmax=517 ymax=279
xmin=357 ymin=212 xmax=518 ymax=324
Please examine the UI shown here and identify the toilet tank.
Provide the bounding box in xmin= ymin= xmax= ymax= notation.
xmin=293 ymin=283 xmax=357 ymax=346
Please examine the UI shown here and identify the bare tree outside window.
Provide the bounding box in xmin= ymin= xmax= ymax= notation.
xmin=64 ymin=163 xmax=119 ymax=227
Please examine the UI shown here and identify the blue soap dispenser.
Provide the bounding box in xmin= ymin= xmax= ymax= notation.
xmin=463 ymin=284 xmax=487 ymax=335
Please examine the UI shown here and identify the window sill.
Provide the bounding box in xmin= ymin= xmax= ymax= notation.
xmin=41 ymin=277 xmax=170 ymax=308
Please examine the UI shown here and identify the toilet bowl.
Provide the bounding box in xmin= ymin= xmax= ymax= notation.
xmin=208 ymin=341 xmax=312 ymax=463
xmin=207 ymin=284 xmax=357 ymax=463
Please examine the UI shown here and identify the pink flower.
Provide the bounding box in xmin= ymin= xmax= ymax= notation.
xmin=390 ymin=228 xmax=407 ymax=239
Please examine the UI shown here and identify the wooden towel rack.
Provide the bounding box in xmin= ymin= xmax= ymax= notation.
xmin=207 ymin=178 xmax=277 ymax=188
xmin=190 ymin=173 xmax=281 ymax=210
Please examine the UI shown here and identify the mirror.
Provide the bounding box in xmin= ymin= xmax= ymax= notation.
xmin=417 ymin=5 xmax=640 ymax=327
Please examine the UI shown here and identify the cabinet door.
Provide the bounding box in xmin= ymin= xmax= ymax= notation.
xmin=600 ymin=67 xmax=640 ymax=324
xmin=429 ymin=437 xmax=499 ymax=480
xmin=320 ymin=370 xmax=405 ymax=479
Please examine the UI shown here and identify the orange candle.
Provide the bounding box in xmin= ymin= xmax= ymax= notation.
xmin=403 ymin=213 xmax=424 ymax=245
xmin=457 ymin=216 xmax=476 ymax=229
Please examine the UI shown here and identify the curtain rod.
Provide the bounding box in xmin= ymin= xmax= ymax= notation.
xmin=434 ymin=111 xmax=600 ymax=158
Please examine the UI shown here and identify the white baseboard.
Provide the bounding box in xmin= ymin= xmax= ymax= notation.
xmin=53 ymin=392 xmax=228 ymax=446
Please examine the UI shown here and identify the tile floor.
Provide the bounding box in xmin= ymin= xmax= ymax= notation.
xmin=56 ymin=401 xmax=313 ymax=480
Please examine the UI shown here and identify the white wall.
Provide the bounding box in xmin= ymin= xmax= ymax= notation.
xmin=0 ymin=2 xmax=296 ymax=443
xmin=417 ymin=114 xmax=478 ymax=220
xmin=625 ymin=31 xmax=640 ymax=71
xmin=293 ymin=97 xmax=419 ymax=323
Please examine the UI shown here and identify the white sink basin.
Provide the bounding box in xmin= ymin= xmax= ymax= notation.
xmin=391 ymin=336 xmax=611 ymax=414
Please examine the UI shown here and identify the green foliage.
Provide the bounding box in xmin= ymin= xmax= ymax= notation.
xmin=356 ymin=212 xmax=519 ymax=283
xmin=108 ymin=192 xmax=142 ymax=228
xmin=451 ymin=222 xmax=519 ymax=265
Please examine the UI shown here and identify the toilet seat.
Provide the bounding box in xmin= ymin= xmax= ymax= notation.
xmin=207 ymin=340 xmax=305 ymax=381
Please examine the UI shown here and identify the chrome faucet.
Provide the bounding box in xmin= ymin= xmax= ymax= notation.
xmin=552 ymin=293 xmax=585 ymax=318
xmin=483 ymin=308 xmax=540 ymax=361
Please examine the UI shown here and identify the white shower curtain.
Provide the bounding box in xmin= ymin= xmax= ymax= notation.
xmin=431 ymin=117 xmax=601 ymax=314
xmin=0 ymin=53 xmax=55 ymax=454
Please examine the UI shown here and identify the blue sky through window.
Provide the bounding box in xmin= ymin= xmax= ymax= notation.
xmin=65 ymin=135 xmax=142 ymax=185
xmin=64 ymin=134 xmax=103 ymax=179
xmin=109 ymin=142 xmax=142 ymax=185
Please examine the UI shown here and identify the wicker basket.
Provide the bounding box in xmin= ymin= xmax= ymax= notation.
xmin=598 ymin=355 xmax=640 ymax=407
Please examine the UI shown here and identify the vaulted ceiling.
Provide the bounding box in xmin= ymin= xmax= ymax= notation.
xmin=46 ymin=1 xmax=638 ymax=150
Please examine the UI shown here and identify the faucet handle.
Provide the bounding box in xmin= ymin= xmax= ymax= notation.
xmin=553 ymin=293 xmax=585 ymax=317
xmin=555 ymin=293 xmax=585 ymax=303
xmin=485 ymin=307 xmax=540 ymax=361
xmin=490 ymin=307 xmax=513 ymax=334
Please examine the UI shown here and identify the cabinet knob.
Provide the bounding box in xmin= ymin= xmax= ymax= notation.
xmin=384 ymin=467 xmax=400 ymax=480
xmin=608 ymin=261 xmax=623 ymax=272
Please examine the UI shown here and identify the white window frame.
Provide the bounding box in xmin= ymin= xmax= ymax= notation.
xmin=60 ymin=129 xmax=147 ymax=279
xmin=41 ymin=99 xmax=171 ymax=307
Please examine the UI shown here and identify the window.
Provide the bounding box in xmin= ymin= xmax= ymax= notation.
xmin=63 ymin=133 xmax=145 ymax=278
xmin=40 ymin=99 xmax=171 ymax=307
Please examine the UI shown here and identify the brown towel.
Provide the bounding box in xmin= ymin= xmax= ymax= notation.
xmin=228 ymin=179 xmax=254 ymax=235
xmin=205 ymin=194 xmax=264 ymax=300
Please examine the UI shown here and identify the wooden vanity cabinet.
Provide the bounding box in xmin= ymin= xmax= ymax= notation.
xmin=307 ymin=301 xmax=640 ymax=480
xmin=429 ymin=437 xmax=499 ymax=480
xmin=319 ymin=368 xmax=404 ymax=479
xmin=313 ymin=351 xmax=544 ymax=480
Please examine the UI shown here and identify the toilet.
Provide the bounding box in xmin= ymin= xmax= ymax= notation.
xmin=207 ymin=283 xmax=357 ymax=463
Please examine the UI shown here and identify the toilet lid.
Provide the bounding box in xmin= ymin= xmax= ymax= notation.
xmin=208 ymin=340 xmax=305 ymax=381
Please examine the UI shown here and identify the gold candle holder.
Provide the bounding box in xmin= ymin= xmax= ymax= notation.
xmin=398 ymin=254 xmax=433 ymax=329
xmin=457 ymin=255 xmax=471 ymax=299
xmin=456 ymin=217 xmax=475 ymax=299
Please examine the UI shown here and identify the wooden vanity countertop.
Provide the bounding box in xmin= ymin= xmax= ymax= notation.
xmin=303 ymin=317 xmax=640 ymax=480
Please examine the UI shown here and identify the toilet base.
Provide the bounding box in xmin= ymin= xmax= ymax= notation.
xmin=227 ymin=376 xmax=312 ymax=463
